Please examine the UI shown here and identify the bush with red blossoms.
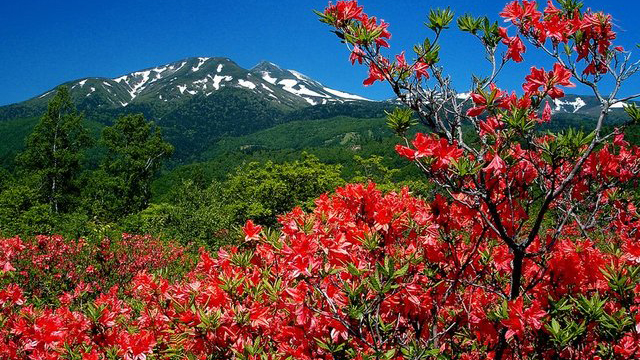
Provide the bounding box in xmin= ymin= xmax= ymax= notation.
xmin=1 ymin=183 xmax=639 ymax=359
xmin=0 ymin=234 xmax=193 ymax=306
xmin=315 ymin=0 xmax=640 ymax=357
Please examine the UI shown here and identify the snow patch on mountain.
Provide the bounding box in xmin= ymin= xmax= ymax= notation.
xmin=126 ymin=71 xmax=152 ymax=100
xmin=237 ymin=79 xmax=256 ymax=90
xmin=192 ymin=57 xmax=209 ymax=72
xmin=174 ymin=62 xmax=187 ymax=72
xmin=456 ymin=92 xmax=471 ymax=100
xmin=260 ymin=71 xmax=278 ymax=85
xmin=278 ymin=79 xmax=299 ymax=93
xmin=553 ymin=97 xmax=586 ymax=113
xmin=192 ymin=77 xmax=209 ymax=86
xmin=38 ymin=90 xmax=54 ymax=99
xmin=153 ymin=65 xmax=168 ymax=74
xmin=278 ymin=80 xmax=326 ymax=98
xmin=290 ymin=70 xmax=311 ymax=82
xmin=610 ymin=101 xmax=627 ymax=109
xmin=323 ymin=87 xmax=370 ymax=101
xmin=212 ymin=75 xmax=232 ymax=90
xmin=72 ymin=79 xmax=88 ymax=90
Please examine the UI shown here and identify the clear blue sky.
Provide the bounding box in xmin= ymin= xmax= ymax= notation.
xmin=1 ymin=0 xmax=639 ymax=105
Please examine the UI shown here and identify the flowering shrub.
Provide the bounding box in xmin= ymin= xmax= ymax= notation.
xmin=316 ymin=0 xmax=640 ymax=358
xmin=0 ymin=234 xmax=192 ymax=306
xmin=1 ymin=183 xmax=639 ymax=359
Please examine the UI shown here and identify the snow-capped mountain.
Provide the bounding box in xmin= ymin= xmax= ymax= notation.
xmin=547 ymin=94 xmax=639 ymax=117
xmin=32 ymin=57 xmax=370 ymax=111
xmin=250 ymin=61 xmax=370 ymax=105
xmin=7 ymin=57 xmax=633 ymax=123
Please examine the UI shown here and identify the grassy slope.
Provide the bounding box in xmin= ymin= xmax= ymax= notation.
xmin=151 ymin=116 xmax=422 ymax=200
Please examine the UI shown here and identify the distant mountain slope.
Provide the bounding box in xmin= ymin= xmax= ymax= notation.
xmin=151 ymin=115 xmax=415 ymax=199
xmin=0 ymin=56 xmax=636 ymax=165
xmin=0 ymin=57 xmax=372 ymax=122
xmin=0 ymin=57 xmax=379 ymax=162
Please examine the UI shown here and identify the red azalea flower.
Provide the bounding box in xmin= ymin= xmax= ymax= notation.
xmin=467 ymin=92 xmax=487 ymax=117
xmin=325 ymin=1 xmax=364 ymax=22
xmin=414 ymin=61 xmax=430 ymax=80
xmin=349 ymin=46 xmax=365 ymax=65
xmin=499 ymin=27 xmax=526 ymax=63
xmin=395 ymin=51 xmax=408 ymax=70
xmin=502 ymin=298 xmax=547 ymax=340
xmin=540 ymin=101 xmax=552 ymax=123
xmin=395 ymin=144 xmax=417 ymax=160
xmin=500 ymin=0 xmax=541 ymax=24
xmin=523 ymin=63 xmax=574 ymax=98
xmin=363 ymin=62 xmax=386 ymax=86
xmin=484 ymin=154 xmax=507 ymax=175
xmin=242 ymin=220 xmax=262 ymax=241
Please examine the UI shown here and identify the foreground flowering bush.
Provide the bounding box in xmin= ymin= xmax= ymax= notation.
xmin=0 ymin=183 xmax=639 ymax=359
xmin=316 ymin=0 xmax=640 ymax=358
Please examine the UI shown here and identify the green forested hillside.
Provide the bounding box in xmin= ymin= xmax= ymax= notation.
xmin=151 ymin=115 xmax=424 ymax=200
xmin=2 ymin=76 xmax=639 ymax=248
xmin=0 ymin=116 xmax=105 ymax=169
xmin=0 ymin=117 xmax=39 ymax=168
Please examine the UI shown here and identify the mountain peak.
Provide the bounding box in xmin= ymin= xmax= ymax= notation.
xmin=251 ymin=60 xmax=282 ymax=72
xmin=9 ymin=56 xmax=372 ymax=115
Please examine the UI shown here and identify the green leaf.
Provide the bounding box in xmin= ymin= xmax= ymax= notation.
xmin=457 ymin=14 xmax=479 ymax=33
xmin=623 ymin=102 xmax=640 ymax=122
xmin=426 ymin=7 xmax=455 ymax=32
xmin=385 ymin=108 xmax=417 ymax=136
xmin=395 ymin=263 xmax=410 ymax=278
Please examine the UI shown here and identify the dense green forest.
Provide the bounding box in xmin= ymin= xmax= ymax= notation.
xmin=0 ymin=86 xmax=433 ymax=246
xmin=3 ymin=86 xmax=640 ymax=248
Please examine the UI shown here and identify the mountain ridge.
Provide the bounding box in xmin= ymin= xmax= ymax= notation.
xmin=2 ymin=56 xmax=635 ymax=124
xmin=0 ymin=56 xmax=635 ymax=165
xmin=0 ymin=57 xmax=372 ymax=122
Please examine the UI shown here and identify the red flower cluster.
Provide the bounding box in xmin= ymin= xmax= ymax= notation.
xmin=324 ymin=0 xmax=363 ymax=23
xmin=523 ymin=62 xmax=575 ymax=99
xmin=501 ymin=0 xmax=618 ymax=74
xmin=322 ymin=1 xmax=441 ymax=87
xmin=464 ymin=83 xmax=558 ymax=129
xmin=314 ymin=0 xmax=640 ymax=358
xmin=0 ymin=237 xmax=24 ymax=273
xmin=395 ymin=133 xmax=464 ymax=170
xmin=0 ymin=234 xmax=191 ymax=305
xmin=499 ymin=27 xmax=526 ymax=63
xmin=0 ymin=0 xmax=636 ymax=359
xmin=323 ymin=0 xmax=391 ymax=49
xmin=1 ymin=183 xmax=639 ymax=359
